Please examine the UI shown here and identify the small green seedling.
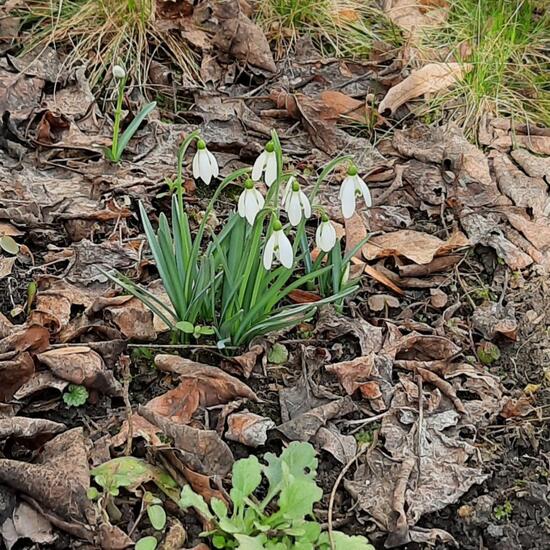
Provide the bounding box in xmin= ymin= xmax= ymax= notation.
xmin=175 ymin=321 xmax=216 ymax=340
xmin=494 ymin=500 xmax=513 ymax=521
xmin=0 ymin=235 xmax=19 ymax=255
xmin=104 ymin=65 xmax=157 ymax=163
xmin=63 ymin=385 xmax=89 ymax=407
xmin=135 ymin=536 xmax=158 ymax=550
xmin=179 ymin=441 xmax=374 ymax=549
xmin=477 ymin=341 xmax=501 ymax=366
xmin=268 ymin=343 xmax=289 ymax=365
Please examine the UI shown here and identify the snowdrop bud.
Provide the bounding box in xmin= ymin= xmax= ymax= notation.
xmin=112 ymin=65 xmax=126 ymax=79
xmin=339 ymin=164 xmax=372 ymax=219
xmin=283 ymin=179 xmax=311 ymax=226
xmin=263 ymin=219 xmax=293 ymax=270
xmin=252 ymin=140 xmax=278 ymax=186
xmin=238 ymin=179 xmax=265 ymax=225
xmin=316 ymin=214 xmax=337 ymax=252
xmin=192 ymin=139 xmax=219 ymax=185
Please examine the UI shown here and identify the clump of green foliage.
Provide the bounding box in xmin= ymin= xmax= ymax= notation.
xmin=179 ymin=442 xmax=374 ymax=549
xmin=63 ymin=384 xmax=89 ymax=407
xmin=423 ymin=0 xmax=550 ymax=130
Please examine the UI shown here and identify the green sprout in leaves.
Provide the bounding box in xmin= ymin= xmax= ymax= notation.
xmin=63 ymin=385 xmax=89 ymax=407
xmin=179 ymin=442 xmax=374 ymax=549
xmin=104 ymin=65 xmax=157 ymax=163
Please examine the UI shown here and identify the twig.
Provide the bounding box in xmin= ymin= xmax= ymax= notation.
xmin=119 ymin=355 xmax=133 ymax=457
xmin=327 ymin=445 xmax=369 ymax=549
xmin=416 ymin=374 xmax=424 ymax=482
xmin=126 ymin=343 xmax=238 ymax=350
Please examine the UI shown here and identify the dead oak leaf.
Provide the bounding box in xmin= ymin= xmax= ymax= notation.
xmin=362 ymin=229 xmax=469 ymax=264
xmin=384 ymin=0 xmax=449 ymax=39
xmin=326 ymin=355 xmax=375 ymax=395
xmin=225 ymin=411 xmax=275 ymax=448
xmin=37 ymin=346 xmax=122 ymax=396
xmin=379 ymin=63 xmax=472 ymax=115
xmin=148 ymin=354 xmax=257 ymax=423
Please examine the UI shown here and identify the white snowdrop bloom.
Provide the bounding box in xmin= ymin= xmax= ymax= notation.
xmin=192 ymin=139 xmax=219 ymax=185
xmin=252 ymin=141 xmax=277 ymax=187
xmin=315 ymin=215 xmax=337 ymax=252
xmin=339 ymin=165 xmax=372 ymax=219
xmin=283 ymin=179 xmax=311 ymax=226
xmin=238 ymin=179 xmax=264 ymax=225
xmin=263 ymin=220 xmax=293 ymax=270
xmin=112 ymin=65 xmax=126 ymax=79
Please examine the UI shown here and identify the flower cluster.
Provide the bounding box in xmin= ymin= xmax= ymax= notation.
xmin=192 ymin=139 xmax=372 ymax=270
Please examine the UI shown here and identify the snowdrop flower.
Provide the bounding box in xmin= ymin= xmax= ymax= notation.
xmin=315 ymin=214 xmax=337 ymax=252
xmin=192 ymin=139 xmax=219 ymax=185
xmin=112 ymin=65 xmax=126 ymax=80
xmin=252 ymin=141 xmax=277 ymax=187
xmin=339 ymin=165 xmax=372 ymax=219
xmin=238 ymin=179 xmax=264 ymax=225
xmin=263 ymin=220 xmax=293 ymax=270
xmin=283 ymin=178 xmax=311 ymax=226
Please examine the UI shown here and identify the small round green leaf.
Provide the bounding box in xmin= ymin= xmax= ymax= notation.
xmin=135 ymin=536 xmax=158 ymax=550
xmin=147 ymin=504 xmax=166 ymax=530
xmin=0 ymin=235 xmax=19 ymax=255
xmin=86 ymin=487 xmax=100 ymax=500
xmin=268 ymin=343 xmax=288 ymax=365
xmin=176 ymin=321 xmax=195 ymax=333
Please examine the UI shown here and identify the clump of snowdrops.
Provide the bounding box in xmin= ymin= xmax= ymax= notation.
xmin=107 ymin=130 xmax=372 ymax=349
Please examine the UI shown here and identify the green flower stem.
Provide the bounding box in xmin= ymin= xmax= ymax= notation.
xmin=111 ymin=76 xmax=127 ymax=161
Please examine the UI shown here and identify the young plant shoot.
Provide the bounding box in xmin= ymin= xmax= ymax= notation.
xmin=104 ymin=129 xmax=372 ymax=349
xmin=105 ymin=64 xmax=157 ymax=163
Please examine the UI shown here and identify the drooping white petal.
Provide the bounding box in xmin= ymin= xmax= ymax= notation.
xmin=238 ymin=190 xmax=247 ymax=219
xmin=253 ymin=188 xmax=265 ymax=211
xmin=245 ymin=191 xmax=259 ymax=225
xmin=192 ymin=152 xmax=201 ymax=179
xmin=341 ymin=177 xmax=357 ymax=219
xmin=283 ymin=177 xmax=294 ymax=206
xmin=316 ymin=221 xmax=336 ymax=252
xmin=198 ymin=149 xmax=212 ymax=184
xmin=263 ymin=233 xmax=276 ymax=270
xmin=265 ymin=152 xmax=277 ymax=187
xmin=287 ymin=193 xmax=302 ymax=226
xmin=355 ymin=175 xmax=372 ymax=207
xmin=252 ymin=151 xmax=267 ymax=181
xmin=299 ymin=191 xmax=311 ymax=219
xmin=277 ymin=230 xmax=293 ymax=268
xmin=207 ymin=149 xmax=219 ymax=178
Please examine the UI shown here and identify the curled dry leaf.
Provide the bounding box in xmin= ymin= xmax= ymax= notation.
xmin=110 ymin=414 xmax=163 ymax=448
xmin=314 ymin=424 xmax=357 ymax=465
xmin=384 ymin=0 xmax=449 ymax=39
xmin=510 ymin=148 xmax=550 ymax=179
xmin=212 ymin=0 xmax=276 ymax=72
xmin=0 ymin=352 xmax=35 ymax=402
xmin=277 ymin=396 xmax=356 ymax=442
xmin=0 ymin=502 xmax=56 ymax=550
xmin=139 ymin=406 xmax=234 ymax=477
xmin=472 ymin=302 xmax=517 ymax=341
xmin=345 ymin=212 xmax=367 ymax=260
xmin=379 ymin=63 xmax=472 ymax=116
xmin=326 ymin=355 xmax=375 ymax=395
xmin=36 ymin=346 xmax=122 ymax=396
xmin=368 ymin=294 xmax=400 ymax=312
xmin=147 ymin=354 xmax=257 ymax=424
xmin=225 ymin=411 xmax=275 ymax=448
xmin=0 ymin=428 xmax=96 ymax=527
xmin=363 ymin=229 xmax=469 ymax=264
xmin=13 ymin=371 xmax=69 ymax=400
xmin=0 ymin=417 xmax=65 ymax=441
xmin=225 ymin=344 xmax=263 ymax=378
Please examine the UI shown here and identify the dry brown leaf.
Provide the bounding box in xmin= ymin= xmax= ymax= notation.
xmin=0 ymin=352 xmax=35 ymax=402
xmin=314 ymin=424 xmax=357 ymax=464
xmin=319 ymin=91 xmax=383 ymax=126
xmin=362 ymin=263 xmax=405 ymax=295
xmin=288 ymin=289 xmax=322 ymax=303
xmin=0 ymin=417 xmax=65 ymax=442
xmin=36 ymin=346 xmax=122 ymax=396
xmin=363 ymin=229 xmax=469 ymax=264
xmin=500 ymin=395 xmax=533 ymax=419
xmin=225 ymin=344 xmax=263 ymax=378
xmin=0 ymin=257 xmax=16 ymax=279
xmin=384 ymin=0 xmax=449 ymax=39
xmin=472 ymin=302 xmax=517 ymax=341
xmin=379 ymin=63 xmax=471 ymax=115
xmin=326 ymin=355 xmax=375 ymax=395
xmin=110 ymin=414 xmax=163 ymax=448
xmin=225 ymin=411 xmax=275 ymax=447
xmin=368 ymin=294 xmax=400 ymax=312
xmin=277 ymin=397 xmax=356 ymax=441
xmin=148 ymin=354 xmax=257 ymax=424
xmin=0 ymin=502 xmax=56 ymax=550
xmin=139 ymin=406 xmax=234 ymax=476
xmin=212 ymin=0 xmax=276 ymax=72
xmin=510 ymin=149 xmax=550 ymax=178
xmin=0 ymin=428 xmax=96 ymax=527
